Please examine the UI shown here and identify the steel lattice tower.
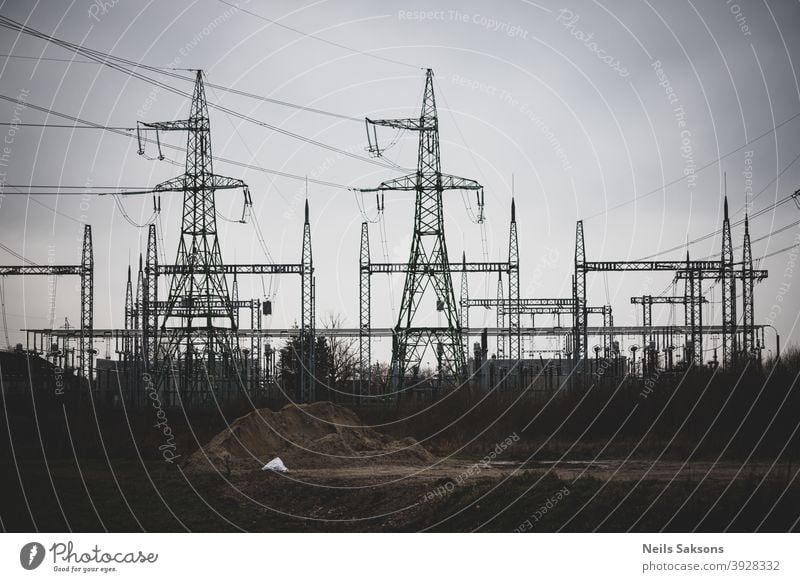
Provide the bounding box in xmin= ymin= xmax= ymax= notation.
xmin=124 ymin=265 xmax=133 ymax=361
xmin=300 ymin=199 xmax=315 ymax=402
xmin=684 ymin=251 xmax=703 ymax=366
xmin=145 ymin=223 xmax=158 ymax=369
xmin=507 ymin=198 xmax=520 ymax=359
xmin=359 ymin=221 xmax=370 ymax=394
xmin=573 ymin=220 xmax=587 ymax=368
xmin=721 ymin=197 xmax=737 ymax=367
xmin=496 ymin=273 xmax=505 ymax=359
xmin=741 ymin=213 xmax=755 ymax=359
xmin=79 ymin=224 xmax=94 ymax=381
xmin=142 ymin=70 xmax=250 ymax=402
xmin=357 ymin=69 xmax=482 ymax=388
xmin=459 ymin=252 xmax=469 ymax=363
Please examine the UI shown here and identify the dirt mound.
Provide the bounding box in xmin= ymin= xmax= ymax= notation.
xmin=186 ymin=401 xmax=434 ymax=473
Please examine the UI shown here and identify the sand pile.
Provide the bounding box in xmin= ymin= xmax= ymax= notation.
xmin=187 ymin=401 xmax=434 ymax=473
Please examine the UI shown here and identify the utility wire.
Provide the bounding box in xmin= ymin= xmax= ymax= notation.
xmin=583 ymin=110 xmax=800 ymax=220
xmin=216 ymin=0 xmax=420 ymax=70
xmin=0 ymin=122 xmax=135 ymax=130
xmin=634 ymin=190 xmax=798 ymax=261
xmin=0 ymin=53 xmax=97 ymax=64
xmin=0 ymin=16 xmax=404 ymax=171
xmin=0 ymin=93 xmax=350 ymax=189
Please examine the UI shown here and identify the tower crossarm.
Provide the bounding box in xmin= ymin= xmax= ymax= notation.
xmin=366 ymin=117 xmax=431 ymax=132
xmin=369 ymin=261 xmax=508 ymax=273
xmin=158 ymin=263 xmax=302 ymax=275
xmin=138 ymin=119 xmax=196 ymax=132
xmin=354 ymin=172 xmax=481 ymax=193
xmin=0 ymin=265 xmax=81 ymax=275
xmin=467 ymin=297 xmax=575 ymax=307
xmin=675 ymin=269 xmax=767 ymax=280
xmin=584 ymin=260 xmax=721 ymax=271
xmin=631 ymin=295 xmax=708 ymax=304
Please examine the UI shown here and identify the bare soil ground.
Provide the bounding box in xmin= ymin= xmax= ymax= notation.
xmin=2 ymin=401 xmax=798 ymax=532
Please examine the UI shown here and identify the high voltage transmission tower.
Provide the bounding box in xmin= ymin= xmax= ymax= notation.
xmin=357 ymin=69 xmax=484 ymax=389
xmin=140 ymin=70 xmax=252 ymax=402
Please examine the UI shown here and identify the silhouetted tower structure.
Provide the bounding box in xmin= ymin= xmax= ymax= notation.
xmin=124 ymin=265 xmax=133 ymax=360
xmin=496 ymin=272 xmax=505 ymax=359
xmin=145 ymin=223 xmax=158 ymax=368
xmin=300 ymin=199 xmax=315 ymax=402
xmin=460 ymin=252 xmax=469 ymax=362
xmin=357 ymin=69 xmax=483 ymax=387
xmin=140 ymin=70 xmax=251 ymax=402
xmin=79 ymin=224 xmax=94 ymax=380
xmin=684 ymin=250 xmax=703 ymax=366
xmin=721 ymin=197 xmax=737 ymax=367
xmin=135 ymin=255 xmax=144 ymax=356
xmin=573 ymin=220 xmax=587 ymax=368
xmin=508 ymin=198 xmax=520 ymax=359
xmin=741 ymin=213 xmax=755 ymax=359
xmin=359 ymin=222 xmax=370 ymax=394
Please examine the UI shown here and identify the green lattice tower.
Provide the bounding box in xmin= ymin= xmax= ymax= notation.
xmin=721 ymin=197 xmax=737 ymax=367
xmin=357 ymin=69 xmax=482 ymax=389
xmin=141 ymin=70 xmax=250 ymax=403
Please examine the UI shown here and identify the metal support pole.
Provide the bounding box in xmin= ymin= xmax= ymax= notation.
xmin=80 ymin=224 xmax=94 ymax=383
xmin=359 ymin=222 xmax=371 ymax=395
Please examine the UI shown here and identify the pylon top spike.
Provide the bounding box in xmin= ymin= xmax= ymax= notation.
xmin=138 ymin=253 xmax=143 ymax=272
xmin=511 ymin=197 xmax=516 ymax=223
xmin=744 ymin=211 xmax=750 ymax=234
xmin=127 ymin=264 xmax=131 ymax=282
xmin=724 ymin=195 xmax=729 ymax=221
xmin=304 ymin=176 xmax=310 ymax=224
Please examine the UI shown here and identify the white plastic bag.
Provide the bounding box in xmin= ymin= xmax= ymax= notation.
xmin=262 ymin=457 xmax=288 ymax=472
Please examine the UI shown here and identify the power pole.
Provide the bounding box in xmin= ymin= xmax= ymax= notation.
xmin=356 ymin=69 xmax=482 ymax=389
xmin=508 ymin=198 xmax=520 ymax=360
xmin=359 ymin=221 xmax=371 ymax=395
xmin=145 ymin=223 xmax=158 ymax=370
xmin=80 ymin=224 xmax=94 ymax=382
xmin=300 ymin=199 xmax=315 ymax=402
xmin=573 ymin=220 xmax=586 ymax=373
xmin=741 ymin=213 xmax=755 ymax=360
xmin=139 ymin=70 xmax=251 ymax=404
xmin=460 ymin=252 xmax=469 ymax=365
xmin=496 ymin=273 xmax=505 ymax=359
xmin=721 ymin=197 xmax=737 ymax=367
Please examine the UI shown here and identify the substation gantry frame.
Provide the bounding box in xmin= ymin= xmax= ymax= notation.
xmin=1 ymin=224 xmax=94 ymax=382
xmin=573 ymin=198 xmax=767 ymax=374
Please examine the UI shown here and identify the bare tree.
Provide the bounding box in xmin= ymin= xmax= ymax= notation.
xmin=321 ymin=313 xmax=359 ymax=390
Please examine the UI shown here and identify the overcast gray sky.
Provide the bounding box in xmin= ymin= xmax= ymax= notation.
xmin=1 ymin=0 xmax=799 ymax=362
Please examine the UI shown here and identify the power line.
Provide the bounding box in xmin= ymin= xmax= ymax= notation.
xmin=0 ymin=122 xmax=135 ymax=129
xmin=0 ymin=240 xmax=38 ymax=265
xmin=7 ymin=185 xmax=153 ymax=189
xmin=0 ymin=53 xmax=97 ymax=64
xmin=0 ymin=16 xmax=403 ymax=171
xmin=216 ymin=0 xmax=420 ymax=70
xmin=583 ymin=109 xmax=800 ymax=220
xmin=1 ymin=53 xmax=361 ymax=121
xmin=757 ymin=240 xmax=800 ymax=261
xmin=634 ymin=169 xmax=800 ymax=262
xmin=0 ymin=92 xmax=350 ymax=189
